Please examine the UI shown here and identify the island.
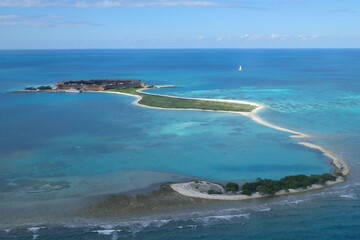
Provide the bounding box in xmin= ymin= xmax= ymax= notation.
xmin=54 ymin=79 xmax=147 ymax=91
xmin=18 ymin=79 xmax=147 ymax=92
xmin=16 ymin=79 xmax=350 ymax=201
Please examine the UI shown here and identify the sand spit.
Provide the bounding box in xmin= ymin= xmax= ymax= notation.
xmin=105 ymin=90 xmax=259 ymax=114
xmin=248 ymin=106 xmax=310 ymax=138
xmin=100 ymin=89 xmax=349 ymax=200
xmin=170 ymin=178 xmax=344 ymax=201
xmin=298 ymin=142 xmax=350 ymax=176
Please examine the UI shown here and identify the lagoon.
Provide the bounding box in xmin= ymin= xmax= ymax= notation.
xmin=0 ymin=49 xmax=359 ymax=239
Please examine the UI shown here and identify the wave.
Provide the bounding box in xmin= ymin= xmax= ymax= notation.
xmin=190 ymin=213 xmax=250 ymax=225
xmin=93 ymin=229 xmax=122 ymax=235
xmin=339 ymin=194 xmax=357 ymax=199
xmin=286 ymin=199 xmax=305 ymax=205
xmin=27 ymin=227 xmax=45 ymax=233
xmin=258 ymin=207 xmax=271 ymax=212
xmin=93 ymin=229 xmax=122 ymax=240
xmin=58 ymin=205 xmax=277 ymax=232
xmin=177 ymin=224 xmax=197 ymax=229
xmin=26 ymin=227 xmax=45 ymax=240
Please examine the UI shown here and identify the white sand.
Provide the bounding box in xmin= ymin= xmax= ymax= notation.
xmin=170 ymin=178 xmax=344 ymax=201
xmin=248 ymin=106 xmax=310 ymax=138
xmin=298 ymin=142 xmax=350 ymax=176
xmin=170 ymin=182 xmax=261 ymax=200
xmin=98 ymin=89 xmax=350 ymax=200
xmin=153 ymin=85 xmax=179 ymax=89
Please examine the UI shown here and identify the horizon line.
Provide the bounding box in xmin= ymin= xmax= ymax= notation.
xmin=0 ymin=47 xmax=359 ymax=51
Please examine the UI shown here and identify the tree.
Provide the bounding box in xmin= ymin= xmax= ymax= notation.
xmin=37 ymin=85 xmax=52 ymax=90
xmin=25 ymin=87 xmax=36 ymax=90
xmin=225 ymin=182 xmax=239 ymax=192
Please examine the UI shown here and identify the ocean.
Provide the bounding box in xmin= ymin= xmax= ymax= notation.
xmin=0 ymin=49 xmax=359 ymax=239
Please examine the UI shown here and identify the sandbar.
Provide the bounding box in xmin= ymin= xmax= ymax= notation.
xmin=98 ymin=88 xmax=350 ymax=200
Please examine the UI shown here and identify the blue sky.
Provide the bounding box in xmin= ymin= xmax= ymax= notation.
xmin=0 ymin=0 xmax=359 ymax=49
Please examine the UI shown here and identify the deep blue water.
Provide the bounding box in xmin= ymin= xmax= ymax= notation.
xmin=0 ymin=49 xmax=360 ymax=239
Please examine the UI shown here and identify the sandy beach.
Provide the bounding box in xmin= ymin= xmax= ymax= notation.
xmin=298 ymin=142 xmax=350 ymax=176
xmin=101 ymin=89 xmax=350 ymax=200
xmin=169 ymin=178 xmax=344 ymax=201
xmin=170 ymin=177 xmax=344 ymax=201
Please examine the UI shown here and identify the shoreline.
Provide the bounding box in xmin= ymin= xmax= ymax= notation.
xmin=101 ymin=89 xmax=349 ymax=200
xmin=298 ymin=142 xmax=350 ymax=176
xmin=15 ymin=87 xmax=349 ymax=200
xmin=170 ymin=178 xmax=344 ymax=201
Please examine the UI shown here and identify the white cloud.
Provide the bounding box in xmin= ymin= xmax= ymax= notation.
xmin=290 ymin=0 xmax=303 ymax=4
xmin=197 ymin=34 xmax=291 ymax=42
xmin=298 ymin=34 xmax=319 ymax=40
xmin=269 ymin=34 xmax=290 ymax=40
xmin=0 ymin=14 xmax=19 ymax=19
xmin=216 ymin=36 xmax=233 ymax=42
xmin=248 ymin=34 xmax=263 ymax=40
xmin=0 ymin=14 xmax=94 ymax=27
xmin=330 ymin=9 xmax=356 ymax=14
xmin=239 ymin=33 xmax=249 ymax=39
xmin=235 ymin=33 xmax=318 ymax=41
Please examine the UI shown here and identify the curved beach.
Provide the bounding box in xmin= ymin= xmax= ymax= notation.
xmin=170 ymin=178 xmax=344 ymax=201
xmin=103 ymin=88 xmax=350 ymax=200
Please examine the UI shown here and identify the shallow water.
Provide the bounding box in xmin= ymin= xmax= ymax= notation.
xmin=0 ymin=49 xmax=359 ymax=239
xmin=0 ymin=91 xmax=331 ymax=181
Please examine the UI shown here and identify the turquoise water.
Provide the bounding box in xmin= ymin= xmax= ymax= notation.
xmin=0 ymin=93 xmax=330 ymax=182
xmin=0 ymin=49 xmax=359 ymax=239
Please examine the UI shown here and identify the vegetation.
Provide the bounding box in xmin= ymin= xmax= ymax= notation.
xmin=37 ymin=85 xmax=52 ymax=90
xmin=112 ymin=87 xmax=139 ymax=95
xmin=241 ymin=173 xmax=337 ymax=196
xmin=25 ymin=87 xmax=37 ymax=90
xmin=207 ymin=190 xmax=223 ymax=195
xmin=110 ymin=88 xmax=256 ymax=112
xmin=335 ymin=171 xmax=344 ymax=177
xmin=225 ymin=182 xmax=239 ymax=192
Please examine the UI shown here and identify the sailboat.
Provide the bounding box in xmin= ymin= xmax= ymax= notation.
xmin=238 ymin=65 xmax=242 ymax=71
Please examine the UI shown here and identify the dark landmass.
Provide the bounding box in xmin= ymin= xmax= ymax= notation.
xmin=54 ymin=79 xmax=146 ymax=91
xmin=80 ymin=184 xmax=212 ymax=218
xmin=111 ymin=87 xmax=256 ymax=112
xmin=240 ymin=173 xmax=337 ymax=196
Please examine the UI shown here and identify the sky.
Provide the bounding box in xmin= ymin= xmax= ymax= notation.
xmin=0 ymin=0 xmax=359 ymax=49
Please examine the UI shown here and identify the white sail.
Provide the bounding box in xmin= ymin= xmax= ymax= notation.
xmin=238 ymin=65 xmax=242 ymax=71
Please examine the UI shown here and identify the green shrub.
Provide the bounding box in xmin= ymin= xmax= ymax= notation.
xmin=335 ymin=171 xmax=344 ymax=177
xmin=240 ymin=173 xmax=337 ymax=196
xmin=257 ymin=179 xmax=283 ymax=195
xmin=113 ymin=87 xmax=256 ymax=112
xmin=207 ymin=190 xmax=222 ymax=195
xmin=225 ymin=182 xmax=239 ymax=192
xmin=25 ymin=87 xmax=36 ymax=90
xmin=281 ymin=175 xmax=311 ymax=189
xmin=309 ymin=174 xmax=322 ymax=184
xmin=241 ymin=189 xmax=253 ymax=196
xmin=320 ymin=173 xmax=336 ymax=182
xmin=37 ymin=85 xmax=52 ymax=90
